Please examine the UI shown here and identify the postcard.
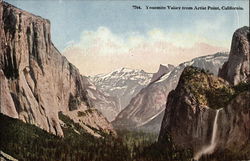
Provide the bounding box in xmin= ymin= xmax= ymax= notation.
xmin=0 ymin=0 xmax=249 ymax=160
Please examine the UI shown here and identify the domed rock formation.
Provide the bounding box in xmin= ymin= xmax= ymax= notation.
xmin=219 ymin=26 xmax=250 ymax=85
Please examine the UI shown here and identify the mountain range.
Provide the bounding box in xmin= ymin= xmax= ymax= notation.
xmin=90 ymin=67 xmax=154 ymax=120
xmin=113 ymin=52 xmax=229 ymax=133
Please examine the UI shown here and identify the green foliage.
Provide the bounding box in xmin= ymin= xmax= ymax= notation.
xmin=180 ymin=66 xmax=249 ymax=110
xmin=233 ymin=82 xmax=250 ymax=95
xmin=199 ymin=148 xmax=250 ymax=161
xmin=134 ymin=133 xmax=193 ymax=161
xmin=186 ymin=71 xmax=233 ymax=109
xmin=0 ymin=113 xmax=61 ymax=161
xmin=205 ymin=82 xmax=250 ymax=109
xmin=0 ymin=113 xmax=195 ymax=161
xmin=205 ymin=86 xmax=235 ymax=109
xmin=116 ymin=130 xmax=158 ymax=159
xmin=0 ymin=113 xmax=130 ymax=161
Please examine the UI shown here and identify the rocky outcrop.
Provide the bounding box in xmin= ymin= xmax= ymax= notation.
xmin=159 ymin=67 xmax=230 ymax=150
xmin=112 ymin=52 xmax=228 ymax=133
xmin=0 ymin=2 xmax=115 ymax=136
xmin=219 ymin=26 xmax=249 ymax=85
xmin=150 ymin=64 xmax=174 ymax=83
xmin=159 ymin=66 xmax=250 ymax=159
xmin=91 ymin=67 xmax=153 ymax=115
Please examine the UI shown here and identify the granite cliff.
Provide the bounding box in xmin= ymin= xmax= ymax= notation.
xmin=159 ymin=27 xmax=250 ymax=160
xmin=0 ymin=2 xmax=115 ymax=137
xmin=219 ymin=26 xmax=249 ymax=85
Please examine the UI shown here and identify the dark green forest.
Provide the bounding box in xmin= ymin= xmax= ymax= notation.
xmin=0 ymin=112 xmax=193 ymax=161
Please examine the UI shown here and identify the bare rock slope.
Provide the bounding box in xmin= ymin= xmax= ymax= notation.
xmin=0 ymin=2 xmax=115 ymax=137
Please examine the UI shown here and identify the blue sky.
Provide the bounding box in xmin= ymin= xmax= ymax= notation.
xmin=6 ymin=0 xmax=249 ymax=51
xmin=5 ymin=0 xmax=249 ymax=75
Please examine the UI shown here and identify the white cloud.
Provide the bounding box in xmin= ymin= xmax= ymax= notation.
xmin=73 ymin=27 xmax=127 ymax=55
xmin=63 ymin=26 xmax=228 ymax=76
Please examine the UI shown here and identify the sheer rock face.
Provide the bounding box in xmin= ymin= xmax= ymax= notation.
xmin=0 ymin=2 xmax=115 ymax=136
xmin=112 ymin=53 xmax=228 ymax=133
xmin=150 ymin=64 xmax=174 ymax=83
xmin=219 ymin=26 xmax=250 ymax=85
xmin=217 ymin=92 xmax=250 ymax=153
xmin=159 ymin=67 xmax=250 ymax=155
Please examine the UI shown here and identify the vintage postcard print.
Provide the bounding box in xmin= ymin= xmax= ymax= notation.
xmin=0 ymin=0 xmax=249 ymax=161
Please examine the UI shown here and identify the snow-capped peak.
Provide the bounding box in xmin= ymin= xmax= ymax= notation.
xmin=90 ymin=67 xmax=153 ymax=111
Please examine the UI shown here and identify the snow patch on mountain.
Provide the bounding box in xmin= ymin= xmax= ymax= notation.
xmin=90 ymin=68 xmax=153 ymax=112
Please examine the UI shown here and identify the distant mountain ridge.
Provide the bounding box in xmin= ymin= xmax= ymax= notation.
xmin=113 ymin=52 xmax=229 ymax=133
xmin=90 ymin=67 xmax=154 ymax=116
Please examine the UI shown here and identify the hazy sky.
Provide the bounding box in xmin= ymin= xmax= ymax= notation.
xmin=6 ymin=0 xmax=249 ymax=76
